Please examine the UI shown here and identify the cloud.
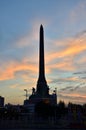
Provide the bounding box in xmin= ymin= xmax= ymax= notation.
xmin=58 ymin=92 xmax=86 ymax=104
xmin=49 ymin=60 xmax=75 ymax=71
xmin=75 ymin=30 xmax=86 ymax=38
xmin=74 ymin=71 xmax=86 ymax=75
xmin=59 ymin=83 xmax=82 ymax=92
xmin=45 ymin=31 xmax=86 ymax=74
xmin=58 ymin=93 xmax=86 ymax=99
xmin=59 ymin=86 xmax=73 ymax=91
xmin=1 ymin=20 xmax=85 ymax=79
xmin=70 ymin=0 xmax=86 ymax=23
xmin=0 ymin=59 xmax=38 ymax=81
xmin=10 ymin=83 xmax=32 ymax=92
xmin=0 ymin=21 xmax=86 ymax=104
xmin=1 ymin=29 xmax=86 ymax=85
xmin=48 ymin=36 xmax=86 ymax=60
xmin=50 ymin=76 xmax=79 ymax=84
xmin=0 ymin=58 xmax=50 ymax=83
xmin=58 ymin=82 xmax=86 ymax=104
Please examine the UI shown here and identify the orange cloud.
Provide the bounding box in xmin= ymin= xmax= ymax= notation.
xmin=0 ymin=58 xmax=51 ymax=82
xmin=0 ymin=60 xmax=38 ymax=81
xmin=77 ymin=56 xmax=86 ymax=64
xmin=0 ymin=35 xmax=86 ymax=82
xmin=49 ymin=61 xmax=75 ymax=71
xmin=65 ymin=93 xmax=86 ymax=98
xmin=45 ymin=35 xmax=86 ymax=72
xmin=59 ymin=92 xmax=86 ymax=104
xmin=48 ymin=37 xmax=86 ymax=60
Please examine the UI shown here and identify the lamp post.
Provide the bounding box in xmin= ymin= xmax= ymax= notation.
xmin=24 ymin=89 xmax=28 ymax=100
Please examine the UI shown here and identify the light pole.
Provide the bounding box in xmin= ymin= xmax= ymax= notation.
xmin=24 ymin=89 xmax=28 ymax=100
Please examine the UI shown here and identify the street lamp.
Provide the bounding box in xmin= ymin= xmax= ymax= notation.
xmin=24 ymin=89 xmax=28 ymax=100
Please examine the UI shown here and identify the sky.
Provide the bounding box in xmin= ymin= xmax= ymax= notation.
xmin=0 ymin=0 xmax=86 ymax=105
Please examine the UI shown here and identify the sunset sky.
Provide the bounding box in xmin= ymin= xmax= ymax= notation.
xmin=0 ymin=0 xmax=86 ymax=105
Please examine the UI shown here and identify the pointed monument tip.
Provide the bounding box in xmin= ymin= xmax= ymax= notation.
xmin=40 ymin=24 xmax=43 ymax=28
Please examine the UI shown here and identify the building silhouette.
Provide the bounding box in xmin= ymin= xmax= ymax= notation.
xmin=0 ymin=96 xmax=4 ymax=107
xmin=24 ymin=25 xmax=57 ymax=111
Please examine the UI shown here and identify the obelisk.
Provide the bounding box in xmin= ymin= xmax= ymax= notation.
xmin=37 ymin=25 xmax=49 ymax=97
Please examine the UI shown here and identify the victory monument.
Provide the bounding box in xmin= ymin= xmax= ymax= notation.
xmin=24 ymin=25 xmax=57 ymax=110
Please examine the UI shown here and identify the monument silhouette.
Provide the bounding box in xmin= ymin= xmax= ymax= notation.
xmin=37 ymin=25 xmax=49 ymax=97
xmin=24 ymin=25 xmax=57 ymax=109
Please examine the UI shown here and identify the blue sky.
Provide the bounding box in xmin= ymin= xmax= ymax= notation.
xmin=0 ymin=0 xmax=86 ymax=105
